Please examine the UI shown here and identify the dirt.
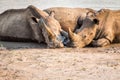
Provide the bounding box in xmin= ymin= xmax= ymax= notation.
xmin=0 ymin=41 xmax=120 ymax=80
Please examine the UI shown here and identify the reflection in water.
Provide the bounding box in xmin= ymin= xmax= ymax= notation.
xmin=0 ymin=0 xmax=119 ymax=13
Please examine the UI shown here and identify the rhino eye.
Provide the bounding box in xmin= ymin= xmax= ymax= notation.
xmin=93 ymin=19 xmax=99 ymax=25
xmin=90 ymin=14 xmax=94 ymax=17
xmin=31 ymin=17 xmax=38 ymax=23
xmin=82 ymin=34 xmax=87 ymax=38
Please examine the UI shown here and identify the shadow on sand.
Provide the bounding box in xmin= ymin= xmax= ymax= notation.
xmin=0 ymin=41 xmax=47 ymax=50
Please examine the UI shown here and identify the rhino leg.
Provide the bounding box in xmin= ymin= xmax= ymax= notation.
xmin=91 ymin=38 xmax=111 ymax=47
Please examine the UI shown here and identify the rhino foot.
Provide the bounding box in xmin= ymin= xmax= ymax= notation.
xmin=91 ymin=38 xmax=110 ymax=47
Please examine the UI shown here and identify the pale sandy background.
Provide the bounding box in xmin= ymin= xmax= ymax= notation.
xmin=0 ymin=0 xmax=120 ymax=13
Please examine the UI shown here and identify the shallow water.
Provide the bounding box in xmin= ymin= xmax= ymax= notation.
xmin=0 ymin=0 xmax=119 ymax=13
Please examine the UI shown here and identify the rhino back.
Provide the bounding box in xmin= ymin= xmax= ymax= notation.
xmin=0 ymin=8 xmax=33 ymax=40
xmin=112 ymin=10 xmax=120 ymax=42
xmin=44 ymin=7 xmax=92 ymax=32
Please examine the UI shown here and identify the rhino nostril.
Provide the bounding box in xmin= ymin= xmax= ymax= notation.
xmin=90 ymin=33 xmax=93 ymax=35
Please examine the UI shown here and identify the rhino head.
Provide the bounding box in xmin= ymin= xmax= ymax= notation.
xmin=66 ymin=11 xmax=99 ymax=48
xmin=39 ymin=11 xmax=68 ymax=48
xmin=29 ymin=5 xmax=67 ymax=48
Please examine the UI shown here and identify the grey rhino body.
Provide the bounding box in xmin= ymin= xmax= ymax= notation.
xmin=68 ymin=9 xmax=120 ymax=48
xmin=0 ymin=5 xmax=66 ymax=48
xmin=44 ymin=7 xmax=95 ymax=32
xmin=0 ymin=5 xmax=44 ymax=42
xmin=0 ymin=6 xmax=96 ymax=48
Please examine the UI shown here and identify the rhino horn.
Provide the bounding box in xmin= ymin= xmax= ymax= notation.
xmin=68 ymin=28 xmax=76 ymax=41
xmin=49 ymin=11 xmax=55 ymax=17
xmin=41 ymin=19 xmax=55 ymax=38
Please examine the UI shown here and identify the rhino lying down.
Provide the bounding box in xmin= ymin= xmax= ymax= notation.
xmin=67 ymin=9 xmax=120 ymax=48
xmin=0 ymin=6 xmax=95 ymax=48
xmin=44 ymin=7 xmax=95 ymax=45
xmin=0 ymin=5 xmax=67 ymax=48
xmin=44 ymin=7 xmax=95 ymax=32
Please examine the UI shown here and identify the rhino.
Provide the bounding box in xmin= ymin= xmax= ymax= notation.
xmin=67 ymin=9 xmax=120 ymax=48
xmin=44 ymin=7 xmax=95 ymax=32
xmin=0 ymin=5 xmax=66 ymax=48
xmin=44 ymin=7 xmax=95 ymax=45
xmin=0 ymin=6 xmax=96 ymax=48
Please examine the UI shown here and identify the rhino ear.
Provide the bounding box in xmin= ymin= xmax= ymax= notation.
xmin=49 ymin=11 xmax=55 ymax=17
xmin=31 ymin=17 xmax=39 ymax=23
xmin=93 ymin=18 xmax=99 ymax=25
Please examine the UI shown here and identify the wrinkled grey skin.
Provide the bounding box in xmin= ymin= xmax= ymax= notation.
xmin=32 ymin=6 xmax=68 ymax=48
xmin=65 ymin=11 xmax=99 ymax=48
xmin=0 ymin=5 xmax=44 ymax=42
xmin=38 ymin=11 xmax=65 ymax=48
xmin=67 ymin=9 xmax=120 ymax=48
xmin=44 ymin=7 xmax=95 ymax=32
xmin=0 ymin=5 xmax=65 ymax=48
xmin=90 ymin=9 xmax=120 ymax=47
xmin=44 ymin=7 xmax=95 ymax=46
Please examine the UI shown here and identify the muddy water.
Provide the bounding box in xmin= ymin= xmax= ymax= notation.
xmin=0 ymin=0 xmax=120 ymax=13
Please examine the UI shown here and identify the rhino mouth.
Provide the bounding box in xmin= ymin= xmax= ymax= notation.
xmin=58 ymin=36 xmax=64 ymax=42
xmin=55 ymin=34 xmax=70 ymax=47
xmin=62 ymin=37 xmax=70 ymax=46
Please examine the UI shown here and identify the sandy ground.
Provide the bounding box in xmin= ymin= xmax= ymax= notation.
xmin=0 ymin=1 xmax=119 ymax=80
xmin=0 ymin=41 xmax=120 ymax=80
